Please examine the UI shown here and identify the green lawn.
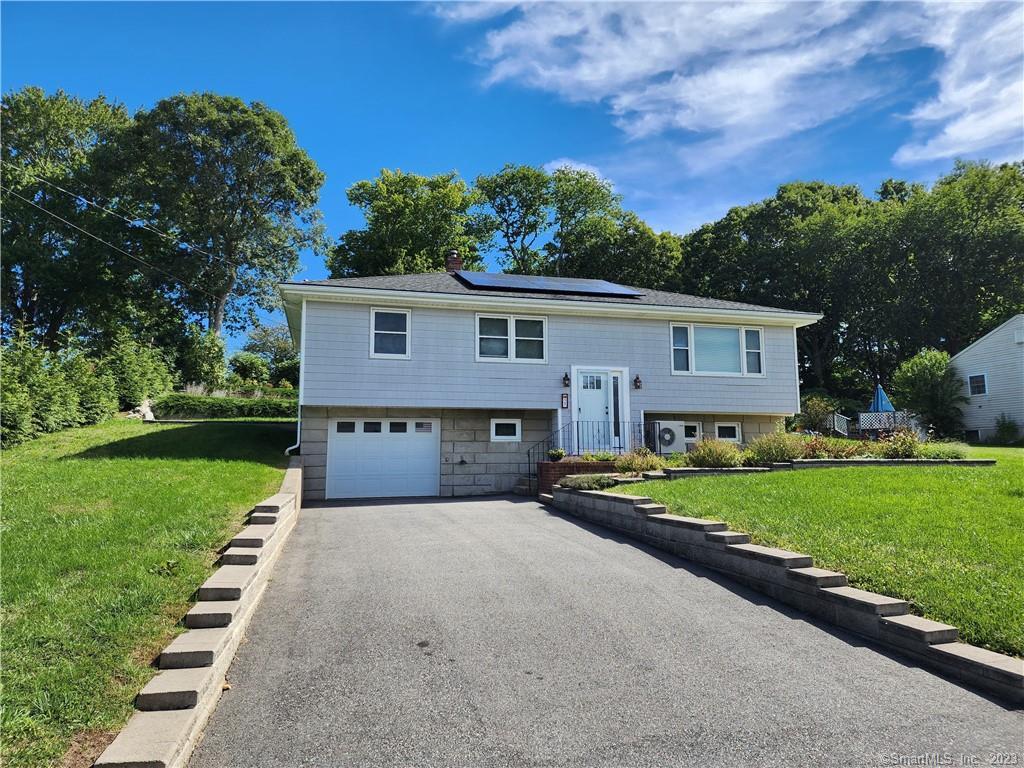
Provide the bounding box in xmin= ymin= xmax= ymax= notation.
xmin=1 ymin=418 xmax=290 ymax=768
xmin=616 ymin=446 xmax=1024 ymax=657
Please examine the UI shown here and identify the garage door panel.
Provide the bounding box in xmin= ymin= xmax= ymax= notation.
xmin=326 ymin=418 xmax=440 ymax=498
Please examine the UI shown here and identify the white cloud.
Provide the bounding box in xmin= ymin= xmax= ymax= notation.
xmin=441 ymin=2 xmax=1024 ymax=171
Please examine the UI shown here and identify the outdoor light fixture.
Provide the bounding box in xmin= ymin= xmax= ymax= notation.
xmin=562 ymin=372 xmax=571 ymax=387
xmin=633 ymin=374 xmax=643 ymax=390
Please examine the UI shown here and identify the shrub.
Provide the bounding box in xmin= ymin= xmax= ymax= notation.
xmin=151 ymin=393 xmax=296 ymax=419
xmin=63 ymin=352 xmax=118 ymax=426
xmin=687 ymin=439 xmax=743 ymax=468
xmin=878 ymin=428 xmax=923 ymax=459
xmin=579 ymin=451 xmax=616 ymax=462
xmin=891 ymin=349 xmax=966 ymax=437
xmin=2 ymin=331 xmax=80 ymax=435
xmin=744 ymin=432 xmax=805 ymax=466
xmin=920 ymin=441 xmax=968 ymax=460
xmin=799 ymin=394 xmax=836 ymax=433
xmin=272 ymin=357 xmax=300 ymax=388
xmin=558 ymin=474 xmax=618 ymax=491
xmin=180 ymin=325 xmax=226 ymax=388
xmin=993 ymin=414 xmax=1020 ymax=446
xmin=802 ymin=435 xmax=870 ymax=459
xmin=614 ymin=447 xmax=666 ymax=475
xmin=664 ymin=451 xmax=689 ymax=467
xmin=102 ymin=330 xmax=173 ymax=409
xmin=0 ymin=375 xmax=34 ymax=447
xmin=547 ymin=447 xmax=566 ymax=461
xmin=229 ymin=352 xmax=270 ymax=384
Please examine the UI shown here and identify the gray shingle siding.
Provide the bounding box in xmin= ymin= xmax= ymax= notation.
xmin=302 ymin=301 xmax=801 ymax=417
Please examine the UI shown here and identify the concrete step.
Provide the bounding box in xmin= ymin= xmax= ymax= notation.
xmin=929 ymin=642 xmax=1024 ymax=688
xmin=159 ymin=627 xmax=230 ymax=669
xmin=253 ymin=492 xmax=294 ymax=515
xmin=881 ymin=614 xmax=958 ymax=644
xmin=196 ymin=565 xmax=256 ymax=601
xmin=787 ymin=566 xmax=848 ymax=588
xmin=648 ymin=514 xmax=728 ymax=532
xmin=230 ymin=524 xmax=276 ymax=548
xmin=185 ymin=600 xmax=240 ymax=629
xmin=820 ymin=586 xmax=910 ymax=616
xmin=136 ymin=667 xmax=216 ymax=711
xmin=726 ymin=543 xmax=814 ymax=568
xmin=634 ymin=503 xmax=668 ymax=516
xmin=220 ymin=546 xmax=261 ymax=566
xmin=705 ymin=530 xmax=750 ymax=545
xmin=93 ymin=709 xmax=197 ymax=767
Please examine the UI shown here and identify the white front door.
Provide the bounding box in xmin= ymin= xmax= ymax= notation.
xmin=577 ymin=371 xmax=612 ymax=451
xmin=326 ymin=418 xmax=440 ymax=498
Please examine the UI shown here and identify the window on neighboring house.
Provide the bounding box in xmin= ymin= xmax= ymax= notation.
xmin=671 ymin=325 xmax=690 ymax=372
xmin=490 ymin=418 xmax=522 ymax=442
xmin=968 ymin=374 xmax=987 ymax=396
xmin=672 ymin=324 xmax=764 ymax=376
xmin=370 ymin=308 xmax=410 ymax=359
xmin=477 ymin=315 xmax=546 ymax=362
xmin=715 ymin=422 xmax=742 ymax=442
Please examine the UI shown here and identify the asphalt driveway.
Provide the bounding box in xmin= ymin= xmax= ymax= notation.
xmin=190 ymin=497 xmax=1022 ymax=768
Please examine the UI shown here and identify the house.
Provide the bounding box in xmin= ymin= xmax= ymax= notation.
xmin=279 ymin=253 xmax=822 ymax=500
xmin=950 ymin=314 xmax=1024 ymax=443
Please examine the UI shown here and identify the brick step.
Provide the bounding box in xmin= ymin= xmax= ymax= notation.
xmin=230 ymin=524 xmax=276 ymax=548
xmin=787 ymin=566 xmax=848 ymax=588
xmin=159 ymin=627 xmax=230 ymax=669
xmin=881 ymin=614 xmax=958 ymax=644
xmin=195 ymin=565 xmax=256 ymax=601
xmin=726 ymin=543 xmax=813 ymax=568
xmin=820 ymin=586 xmax=909 ymax=616
xmin=220 ymin=546 xmax=261 ymax=566
xmin=136 ymin=667 xmax=217 ymax=711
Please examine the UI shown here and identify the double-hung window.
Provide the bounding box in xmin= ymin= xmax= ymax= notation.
xmin=476 ymin=314 xmax=546 ymax=362
xmin=370 ymin=308 xmax=410 ymax=359
xmin=671 ymin=323 xmax=763 ymax=376
xmin=968 ymin=374 xmax=987 ymax=396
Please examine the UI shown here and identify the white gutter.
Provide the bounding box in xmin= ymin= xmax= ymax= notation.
xmin=279 ymin=283 xmax=823 ymax=331
xmin=284 ymin=297 xmax=306 ymax=456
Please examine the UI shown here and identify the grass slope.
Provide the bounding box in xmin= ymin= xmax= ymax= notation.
xmin=618 ymin=446 xmax=1024 ymax=657
xmin=2 ymin=419 xmax=289 ymax=768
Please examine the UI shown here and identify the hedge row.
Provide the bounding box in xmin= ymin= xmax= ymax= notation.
xmin=151 ymin=393 xmax=297 ymax=419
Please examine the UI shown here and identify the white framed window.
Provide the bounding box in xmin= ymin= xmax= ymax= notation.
xmin=670 ymin=323 xmax=764 ymax=377
xmin=715 ymin=422 xmax=742 ymax=443
xmin=490 ymin=418 xmax=522 ymax=442
xmin=370 ymin=307 xmax=411 ymax=359
xmin=670 ymin=324 xmax=690 ymax=373
xmin=476 ymin=314 xmax=546 ymax=363
xmin=968 ymin=374 xmax=987 ymax=396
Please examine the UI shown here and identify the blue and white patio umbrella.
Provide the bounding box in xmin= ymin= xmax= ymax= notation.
xmin=869 ymin=384 xmax=896 ymax=413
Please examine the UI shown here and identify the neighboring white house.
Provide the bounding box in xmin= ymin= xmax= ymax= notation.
xmin=950 ymin=314 xmax=1024 ymax=443
xmin=279 ymin=253 xmax=821 ymax=500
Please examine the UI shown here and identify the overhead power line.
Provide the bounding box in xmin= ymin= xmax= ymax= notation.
xmin=1 ymin=161 xmax=246 ymax=271
xmin=1 ymin=185 xmax=219 ymax=300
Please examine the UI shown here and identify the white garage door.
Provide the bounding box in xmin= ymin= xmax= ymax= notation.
xmin=326 ymin=418 xmax=440 ymax=499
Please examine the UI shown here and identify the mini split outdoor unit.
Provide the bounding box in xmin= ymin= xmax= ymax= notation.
xmin=652 ymin=421 xmax=698 ymax=454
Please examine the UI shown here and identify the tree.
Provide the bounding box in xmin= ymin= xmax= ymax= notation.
xmin=890 ymin=349 xmax=967 ymax=437
xmin=229 ymin=351 xmax=269 ymax=384
xmin=242 ymin=323 xmax=295 ymax=370
xmin=179 ymin=324 xmax=226 ymax=388
xmin=1 ymin=87 xmax=140 ymax=347
xmin=544 ymin=166 xmax=621 ymax=275
xmin=108 ymin=93 xmax=328 ymax=334
xmin=328 ymin=170 xmax=492 ymax=277
xmin=475 ymin=164 xmax=551 ymax=274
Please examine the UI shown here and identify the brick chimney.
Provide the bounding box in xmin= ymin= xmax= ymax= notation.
xmin=445 ymin=249 xmax=463 ymax=272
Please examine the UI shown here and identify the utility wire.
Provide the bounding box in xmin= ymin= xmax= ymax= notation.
xmin=1 ymin=160 xmax=247 ymax=271
xmin=1 ymin=185 xmax=220 ymax=300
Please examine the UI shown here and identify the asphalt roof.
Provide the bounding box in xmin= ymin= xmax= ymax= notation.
xmin=282 ymin=272 xmax=817 ymax=316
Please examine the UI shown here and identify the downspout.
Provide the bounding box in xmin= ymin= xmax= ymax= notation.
xmin=285 ymin=297 xmax=307 ymax=455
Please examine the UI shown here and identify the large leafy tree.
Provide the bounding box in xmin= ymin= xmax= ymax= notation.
xmin=544 ymin=166 xmax=622 ymax=275
xmin=107 ymin=92 xmax=327 ymax=334
xmin=0 ymin=87 xmax=154 ymax=348
xmin=474 ymin=164 xmax=551 ymax=274
xmin=328 ymin=169 xmax=492 ymax=277
xmin=890 ymin=348 xmax=967 ymax=437
xmin=241 ymin=322 xmax=295 ymax=370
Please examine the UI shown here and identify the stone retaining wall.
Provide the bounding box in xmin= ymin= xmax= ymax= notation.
xmin=547 ymin=485 xmax=1023 ymax=705
xmin=538 ymin=460 xmax=618 ymax=494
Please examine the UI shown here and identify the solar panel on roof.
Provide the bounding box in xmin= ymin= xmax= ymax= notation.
xmin=455 ymin=271 xmax=643 ymax=297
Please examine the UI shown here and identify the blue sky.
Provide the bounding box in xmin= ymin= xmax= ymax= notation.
xmin=3 ymin=1 xmax=1022 ymax=347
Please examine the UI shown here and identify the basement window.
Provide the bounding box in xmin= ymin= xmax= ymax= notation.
xmin=490 ymin=418 xmax=522 ymax=442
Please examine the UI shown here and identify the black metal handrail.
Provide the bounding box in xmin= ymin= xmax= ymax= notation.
xmin=525 ymin=420 xmax=660 ymax=478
